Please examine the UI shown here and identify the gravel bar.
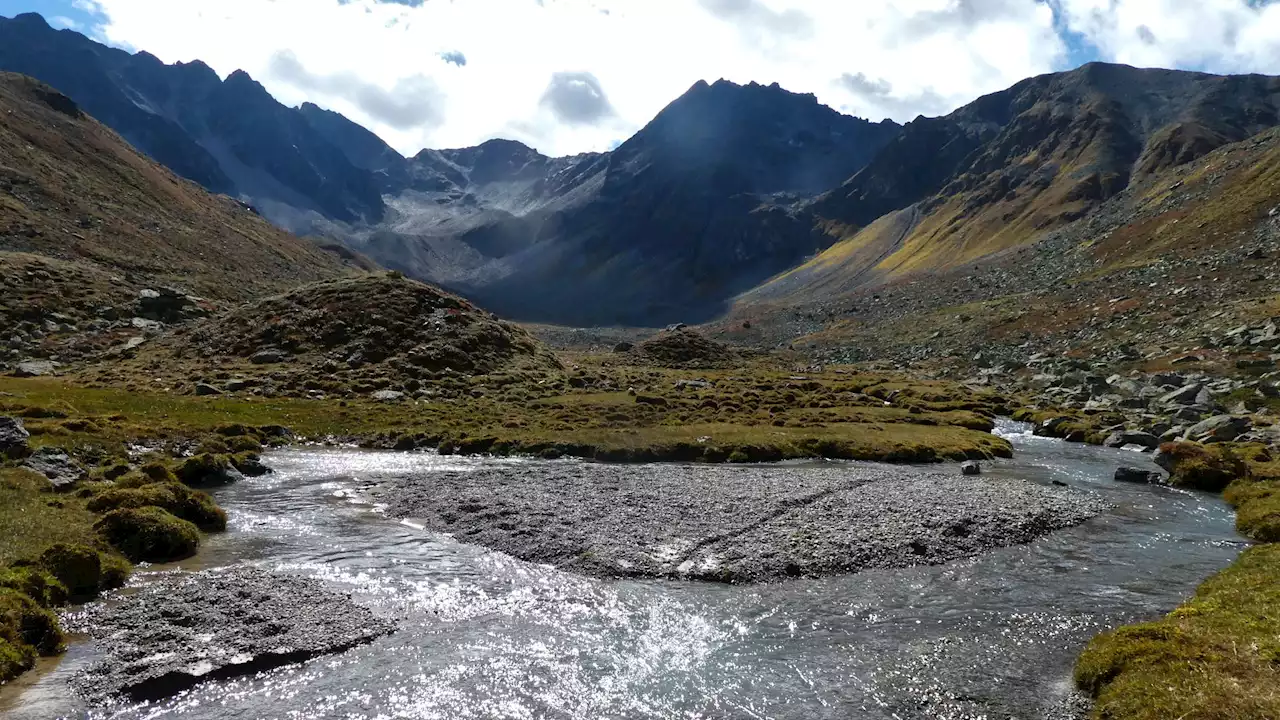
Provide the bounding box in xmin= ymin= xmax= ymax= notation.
xmin=69 ymin=567 xmax=395 ymax=704
xmin=377 ymin=462 xmax=1107 ymax=583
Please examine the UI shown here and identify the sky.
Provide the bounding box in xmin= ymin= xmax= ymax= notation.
xmin=4 ymin=0 xmax=1280 ymax=158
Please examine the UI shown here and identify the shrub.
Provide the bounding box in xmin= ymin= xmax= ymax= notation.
xmin=87 ymin=482 xmax=226 ymax=531
xmin=94 ymin=507 xmax=200 ymax=563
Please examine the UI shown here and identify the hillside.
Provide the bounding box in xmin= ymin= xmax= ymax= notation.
xmin=0 ymin=71 xmax=358 ymax=368
xmin=756 ymin=63 xmax=1280 ymax=303
xmin=720 ymin=121 xmax=1280 ymax=375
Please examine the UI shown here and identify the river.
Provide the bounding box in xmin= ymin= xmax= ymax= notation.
xmin=5 ymin=421 xmax=1246 ymax=719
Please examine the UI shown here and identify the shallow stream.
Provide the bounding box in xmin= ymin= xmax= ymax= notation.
xmin=6 ymin=422 xmax=1246 ymax=719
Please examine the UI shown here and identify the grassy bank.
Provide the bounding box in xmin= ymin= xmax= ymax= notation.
xmin=1074 ymin=442 xmax=1280 ymax=719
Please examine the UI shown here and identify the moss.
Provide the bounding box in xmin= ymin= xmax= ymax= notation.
xmin=227 ymin=435 xmax=263 ymax=453
xmin=0 ymin=566 xmax=66 ymax=607
xmin=1076 ymin=544 xmax=1280 ymax=720
xmin=1159 ymin=442 xmax=1250 ymax=492
xmin=99 ymin=552 xmax=131 ymax=590
xmin=87 ymin=482 xmax=226 ymax=531
xmin=38 ymin=543 xmax=102 ymax=598
xmin=94 ymin=507 xmax=200 ymax=563
xmin=175 ymin=453 xmax=237 ymax=486
xmin=0 ymin=588 xmax=62 ymax=682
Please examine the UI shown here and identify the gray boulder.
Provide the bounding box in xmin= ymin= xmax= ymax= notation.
xmin=23 ymin=447 xmax=87 ymax=491
xmin=960 ymin=461 xmax=982 ymax=476
xmin=0 ymin=416 xmax=30 ymax=457
xmin=1114 ymin=467 xmax=1165 ymax=484
xmin=1103 ymin=431 xmax=1161 ymax=451
xmin=1187 ymin=415 xmax=1251 ymax=443
xmin=194 ymin=383 xmax=222 ymax=397
xmin=1159 ymin=384 xmax=1203 ymax=406
xmin=13 ymin=360 xmax=58 ymax=378
xmin=371 ymin=390 xmax=406 ymax=402
xmin=250 ymin=349 xmax=289 ymax=365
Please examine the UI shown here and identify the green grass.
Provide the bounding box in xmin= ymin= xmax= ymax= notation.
xmin=0 ymin=469 xmax=101 ymax=566
xmin=1076 ymin=544 xmax=1280 ymax=720
xmin=1076 ymin=442 xmax=1280 ymax=718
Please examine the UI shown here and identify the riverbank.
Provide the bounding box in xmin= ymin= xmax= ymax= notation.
xmin=1073 ymin=442 xmax=1280 ymax=719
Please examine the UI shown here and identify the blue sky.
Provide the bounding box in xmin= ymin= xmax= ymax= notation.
xmin=2 ymin=0 xmax=1278 ymax=156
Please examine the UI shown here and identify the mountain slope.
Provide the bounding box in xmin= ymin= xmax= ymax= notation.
xmin=770 ymin=63 xmax=1280 ymax=301
xmin=0 ymin=13 xmax=385 ymax=227
xmin=367 ymin=80 xmax=901 ymax=326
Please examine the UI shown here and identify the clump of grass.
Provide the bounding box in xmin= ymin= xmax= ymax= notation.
xmin=1076 ymin=544 xmax=1280 ymax=720
xmin=38 ymin=544 xmax=102 ymax=598
xmin=1158 ymin=442 xmax=1251 ymax=492
xmin=93 ymin=507 xmax=200 ymax=563
xmin=0 ymin=588 xmax=62 ymax=682
xmin=88 ymin=483 xmax=226 ymax=531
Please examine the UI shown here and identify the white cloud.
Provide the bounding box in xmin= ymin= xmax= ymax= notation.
xmin=79 ymin=0 xmax=1280 ymax=158
xmin=48 ymin=15 xmax=79 ymax=29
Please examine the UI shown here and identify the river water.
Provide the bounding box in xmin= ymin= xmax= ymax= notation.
xmin=6 ymin=422 xmax=1245 ymax=720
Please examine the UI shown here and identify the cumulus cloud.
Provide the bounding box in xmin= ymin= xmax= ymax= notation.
xmin=267 ymin=49 xmax=443 ymax=131
xmin=71 ymin=0 xmax=1280 ymax=157
xmin=539 ymin=71 xmax=614 ymax=125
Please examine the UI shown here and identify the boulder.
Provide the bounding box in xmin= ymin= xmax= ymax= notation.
xmin=194 ymin=383 xmax=222 ymax=397
xmin=1103 ymin=431 xmax=1161 ymax=451
xmin=1114 ymin=467 xmax=1164 ymax=484
xmin=0 ymin=416 xmax=30 ymax=457
xmin=1186 ymin=415 xmax=1251 ymax=443
xmin=22 ymin=447 xmax=87 ymax=491
xmin=1159 ymin=384 xmax=1202 ymax=406
xmin=176 ymin=454 xmax=245 ymax=487
xmin=13 ymin=360 xmax=58 ymax=377
xmin=371 ymin=390 xmax=406 ymax=402
xmin=960 ymin=461 xmax=982 ymax=476
xmin=612 ymin=342 xmax=634 ymax=353
xmin=249 ymin=349 xmax=289 ymax=365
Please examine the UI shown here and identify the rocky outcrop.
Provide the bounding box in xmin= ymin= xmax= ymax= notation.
xmin=70 ymin=567 xmax=395 ymax=704
xmin=21 ymin=446 xmax=86 ymax=491
xmin=0 ymin=416 xmax=30 ymax=458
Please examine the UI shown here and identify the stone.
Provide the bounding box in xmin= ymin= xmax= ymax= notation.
xmin=1186 ymin=415 xmax=1251 ymax=443
xmin=194 ymin=383 xmax=222 ymax=397
xmin=674 ymin=379 xmax=711 ymax=390
xmin=224 ymin=379 xmax=251 ymax=392
xmin=371 ymin=390 xmax=406 ymax=402
xmin=612 ymin=342 xmax=634 ymax=353
xmin=13 ymin=360 xmax=58 ymax=377
xmin=1159 ymin=384 xmax=1203 ymax=406
xmin=22 ymin=446 xmax=87 ymax=491
xmin=130 ymin=317 xmax=164 ymax=332
xmin=1103 ymin=431 xmax=1161 ymax=451
xmin=0 ymin=416 xmax=31 ymax=457
xmin=250 ymin=349 xmax=289 ymax=365
xmin=960 ymin=461 xmax=982 ymax=476
xmin=1114 ymin=467 xmax=1164 ymax=484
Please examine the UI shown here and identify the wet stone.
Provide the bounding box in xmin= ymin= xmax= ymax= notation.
xmin=69 ymin=567 xmax=395 ymax=705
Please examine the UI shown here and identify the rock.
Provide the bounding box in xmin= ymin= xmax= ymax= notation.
xmin=136 ymin=286 xmax=209 ymax=323
xmin=371 ymin=390 xmax=406 ymax=402
xmin=665 ymin=323 xmax=688 ymax=332
xmin=674 ymin=379 xmax=711 ymax=390
xmin=22 ymin=447 xmax=87 ymax=491
xmin=960 ymin=461 xmax=982 ymax=476
xmin=1103 ymin=431 xmax=1161 ymax=451
xmin=70 ymin=567 xmax=395 ymax=704
xmin=1159 ymin=384 xmax=1202 ymax=406
xmin=1186 ymin=415 xmax=1251 ymax=443
xmin=224 ymin=379 xmax=251 ymax=392
xmin=176 ymin=454 xmax=245 ymax=487
xmin=13 ymin=360 xmax=58 ymax=377
xmin=230 ymin=454 xmax=273 ymax=477
xmin=612 ymin=342 xmax=634 ymax=353
xmin=0 ymin=416 xmax=30 ymax=457
xmin=129 ymin=317 xmax=164 ymax=332
xmin=194 ymin=382 xmax=222 ymax=397
xmin=1114 ymin=467 xmax=1164 ymax=484
xmin=122 ymin=336 xmax=146 ymax=351
xmin=249 ymin=349 xmax=289 ymax=365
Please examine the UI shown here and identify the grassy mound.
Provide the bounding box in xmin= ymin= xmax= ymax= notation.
xmin=104 ymin=273 xmax=563 ymax=398
xmin=0 ymin=587 xmax=61 ymax=681
xmin=88 ymin=482 xmax=226 ymax=531
xmin=94 ymin=507 xmax=200 ymax=563
xmin=628 ymin=328 xmax=739 ymax=369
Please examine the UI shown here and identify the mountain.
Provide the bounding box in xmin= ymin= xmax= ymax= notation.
xmin=0 ymin=13 xmax=385 ymax=226
xmin=359 ymin=80 xmax=901 ymax=325
xmin=756 ymin=63 xmax=1280 ymax=301
xmin=0 ymin=13 xmax=901 ymax=326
